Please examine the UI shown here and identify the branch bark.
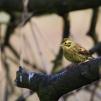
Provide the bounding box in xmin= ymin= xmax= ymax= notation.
xmin=15 ymin=57 xmax=101 ymax=101
xmin=0 ymin=0 xmax=101 ymax=15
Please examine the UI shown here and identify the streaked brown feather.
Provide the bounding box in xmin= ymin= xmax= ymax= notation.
xmin=76 ymin=44 xmax=91 ymax=56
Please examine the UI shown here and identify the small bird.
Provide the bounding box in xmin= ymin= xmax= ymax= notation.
xmin=61 ymin=38 xmax=93 ymax=63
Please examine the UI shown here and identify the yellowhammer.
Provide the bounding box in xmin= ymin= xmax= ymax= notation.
xmin=61 ymin=38 xmax=93 ymax=63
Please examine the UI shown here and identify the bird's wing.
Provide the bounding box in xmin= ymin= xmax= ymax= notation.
xmin=76 ymin=44 xmax=91 ymax=56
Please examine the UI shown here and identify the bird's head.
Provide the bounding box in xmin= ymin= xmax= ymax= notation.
xmin=61 ymin=38 xmax=75 ymax=50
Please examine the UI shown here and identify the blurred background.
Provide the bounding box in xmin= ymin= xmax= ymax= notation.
xmin=0 ymin=3 xmax=101 ymax=101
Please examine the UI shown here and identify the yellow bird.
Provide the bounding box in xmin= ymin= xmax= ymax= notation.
xmin=61 ymin=38 xmax=93 ymax=63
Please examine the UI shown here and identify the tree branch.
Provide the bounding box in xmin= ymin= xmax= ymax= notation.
xmin=87 ymin=8 xmax=99 ymax=44
xmin=0 ymin=0 xmax=101 ymax=15
xmin=90 ymin=42 xmax=101 ymax=56
xmin=52 ymin=14 xmax=70 ymax=73
xmin=15 ymin=57 xmax=101 ymax=101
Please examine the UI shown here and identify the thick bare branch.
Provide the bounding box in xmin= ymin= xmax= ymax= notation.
xmin=15 ymin=57 xmax=101 ymax=101
xmin=0 ymin=0 xmax=101 ymax=15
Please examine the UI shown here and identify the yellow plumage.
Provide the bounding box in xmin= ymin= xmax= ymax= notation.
xmin=61 ymin=38 xmax=93 ymax=63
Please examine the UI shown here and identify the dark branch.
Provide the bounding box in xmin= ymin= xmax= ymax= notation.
xmin=90 ymin=42 xmax=101 ymax=56
xmin=87 ymin=8 xmax=99 ymax=44
xmin=0 ymin=0 xmax=101 ymax=15
xmin=15 ymin=57 xmax=101 ymax=101
xmin=52 ymin=14 xmax=70 ymax=72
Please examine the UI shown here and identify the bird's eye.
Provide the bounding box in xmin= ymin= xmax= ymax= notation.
xmin=67 ymin=42 xmax=71 ymax=47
